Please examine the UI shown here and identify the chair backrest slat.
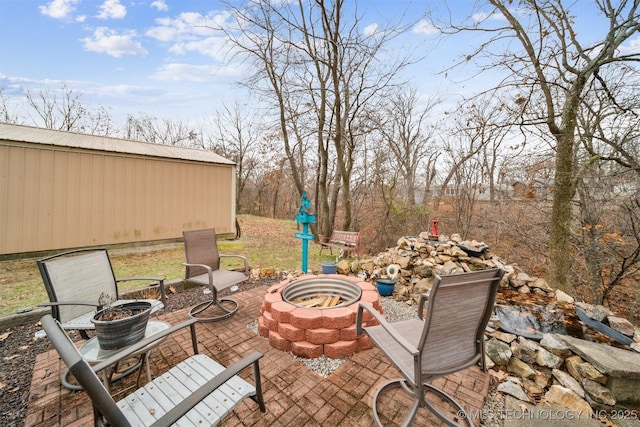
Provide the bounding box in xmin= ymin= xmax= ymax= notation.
xmin=183 ymin=229 xmax=220 ymax=278
xmin=420 ymin=269 xmax=503 ymax=376
xmin=38 ymin=249 xmax=118 ymax=323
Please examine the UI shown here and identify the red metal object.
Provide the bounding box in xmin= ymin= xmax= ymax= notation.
xmin=430 ymin=217 xmax=439 ymax=237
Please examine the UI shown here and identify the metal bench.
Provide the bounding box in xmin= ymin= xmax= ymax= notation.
xmin=319 ymin=230 xmax=360 ymax=258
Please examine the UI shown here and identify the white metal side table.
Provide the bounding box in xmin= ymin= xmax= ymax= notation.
xmin=62 ymin=320 xmax=170 ymax=394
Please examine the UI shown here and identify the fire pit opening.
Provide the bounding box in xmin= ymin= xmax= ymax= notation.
xmin=282 ymin=276 xmax=362 ymax=309
xmin=258 ymin=275 xmax=382 ymax=359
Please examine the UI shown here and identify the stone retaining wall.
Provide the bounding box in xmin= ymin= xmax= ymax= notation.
xmin=335 ymin=231 xmax=640 ymax=414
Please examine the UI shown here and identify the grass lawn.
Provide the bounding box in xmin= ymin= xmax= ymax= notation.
xmin=0 ymin=215 xmax=340 ymax=316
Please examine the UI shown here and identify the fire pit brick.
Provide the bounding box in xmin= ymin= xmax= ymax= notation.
xmin=307 ymin=327 xmax=340 ymax=345
xmin=278 ymin=323 xmax=306 ymax=342
xmin=268 ymin=330 xmax=292 ymax=352
xmin=325 ymin=340 xmax=359 ymax=359
xmin=290 ymin=308 xmax=324 ymax=329
xmin=257 ymin=316 xmax=268 ymax=336
xmin=262 ymin=311 xmax=278 ymax=331
xmin=360 ymin=290 xmax=382 ymax=305
xmin=259 ymin=274 xmax=383 ymax=359
xmin=353 ymin=304 xmax=377 ymax=323
xmin=292 ymin=341 xmax=323 ymax=359
xmin=340 ymin=325 xmax=358 ymax=341
xmin=271 ymin=301 xmax=296 ymax=323
xmin=262 ymin=291 xmax=282 ymax=310
xmin=322 ymin=307 xmax=355 ymax=329
xmin=357 ymin=335 xmax=373 ymax=351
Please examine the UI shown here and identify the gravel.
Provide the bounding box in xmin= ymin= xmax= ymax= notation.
xmin=380 ymin=296 xmax=418 ymax=322
xmin=0 ymin=322 xmax=50 ymax=427
xmin=288 ymin=296 xmax=419 ymax=377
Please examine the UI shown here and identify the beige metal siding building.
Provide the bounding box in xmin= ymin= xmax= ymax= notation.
xmin=0 ymin=123 xmax=237 ymax=256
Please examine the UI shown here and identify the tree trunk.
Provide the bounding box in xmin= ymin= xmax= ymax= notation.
xmin=548 ymin=131 xmax=576 ymax=293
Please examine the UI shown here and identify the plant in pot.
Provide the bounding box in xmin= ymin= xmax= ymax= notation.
xmin=375 ymin=264 xmax=400 ymax=297
xmin=91 ymin=293 xmax=152 ymax=350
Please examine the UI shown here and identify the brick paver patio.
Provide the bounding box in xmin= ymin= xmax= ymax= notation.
xmin=25 ymin=285 xmax=490 ymax=426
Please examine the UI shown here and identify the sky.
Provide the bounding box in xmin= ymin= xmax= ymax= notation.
xmin=1 ymin=1 xmax=638 ymax=130
xmin=0 ymin=0 xmax=476 ymax=128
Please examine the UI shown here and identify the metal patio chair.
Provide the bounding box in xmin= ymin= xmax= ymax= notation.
xmin=37 ymin=248 xmax=166 ymax=339
xmin=356 ymin=268 xmax=504 ymax=427
xmin=42 ymin=314 xmax=266 ymax=427
xmin=37 ymin=248 xmax=167 ymax=390
xmin=182 ymin=228 xmax=248 ymax=322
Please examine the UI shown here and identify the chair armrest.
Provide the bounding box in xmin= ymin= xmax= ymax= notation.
xmin=116 ymin=277 xmax=164 ymax=282
xmin=183 ymin=263 xmax=215 ymax=287
xmin=116 ymin=277 xmax=166 ymax=307
xmin=417 ymin=291 xmax=430 ymax=320
xmin=182 ymin=262 xmax=212 ymax=273
xmin=150 ymin=351 xmax=263 ymax=427
xmin=356 ymin=302 xmax=419 ymax=356
xmin=92 ymin=318 xmax=200 ymax=374
xmin=219 ymin=254 xmax=249 ymax=274
xmin=39 ymin=301 xmax=98 ymax=308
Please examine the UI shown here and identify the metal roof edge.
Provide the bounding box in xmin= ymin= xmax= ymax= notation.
xmin=0 ymin=123 xmax=235 ymax=165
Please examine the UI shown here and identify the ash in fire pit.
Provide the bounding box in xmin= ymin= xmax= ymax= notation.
xmin=258 ymin=275 xmax=382 ymax=359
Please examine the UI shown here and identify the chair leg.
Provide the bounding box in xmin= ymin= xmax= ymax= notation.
xmin=372 ymin=379 xmax=420 ymax=427
xmin=62 ymin=368 xmax=83 ymax=391
xmin=422 ymin=383 xmax=474 ymax=427
xmin=109 ymin=357 xmax=145 ymax=384
xmin=189 ymin=298 xmax=239 ymax=322
xmin=372 ymin=379 xmax=473 ymax=427
xmin=63 ymin=357 xmax=146 ymax=393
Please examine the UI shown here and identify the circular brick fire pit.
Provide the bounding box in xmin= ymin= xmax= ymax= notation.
xmin=258 ymin=274 xmax=383 ymax=359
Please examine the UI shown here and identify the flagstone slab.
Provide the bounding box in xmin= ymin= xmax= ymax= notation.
xmin=552 ymin=334 xmax=640 ymax=405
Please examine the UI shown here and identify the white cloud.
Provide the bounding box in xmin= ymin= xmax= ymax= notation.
xmin=93 ymin=84 xmax=166 ymax=97
xmin=363 ymin=23 xmax=379 ymax=37
xmin=472 ymin=11 xmax=505 ymax=22
xmin=151 ymin=1 xmax=169 ymax=12
xmin=150 ymin=63 xmax=240 ymax=82
xmin=169 ymin=37 xmax=229 ymax=61
xmin=412 ymin=19 xmax=438 ymax=35
xmin=146 ymin=20 xmax=182 ymax=42
xmin=619 ymin=35 xmax=640 ymax=55
xmin=145 ymin=11 xmax=233 ymax=60
xmin=146 ymin=11 xmax=231 ymax=42
xmin=39 ymin=0 xmax=80 ymax=20
xmin=97 ymin=0 xmax=127 ymax=20
xmin=81 ymin=27 xmax=148 ymax=58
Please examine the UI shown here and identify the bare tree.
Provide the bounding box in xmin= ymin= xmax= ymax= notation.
xmin=443 ymin=0 xmax=640 ymax=293
xmin=124 ymin=114 xmax=199 ymax=146
xmin=208 ymin=101 xmax=263 ymax=213
xmin=222 ymin=0 xmax=420 ymax=238
xmin=21 ymin=84 xmax=114 ymax=135
xmin=475 ymin=98 xmax=522 ymax=202
xmin=0 ymin=89 xmax=22 ymax=124
xmin=432 ymin=100 xmax=493 ymax=211
xmin=372 ymin=88 xmax=439 ymax=205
